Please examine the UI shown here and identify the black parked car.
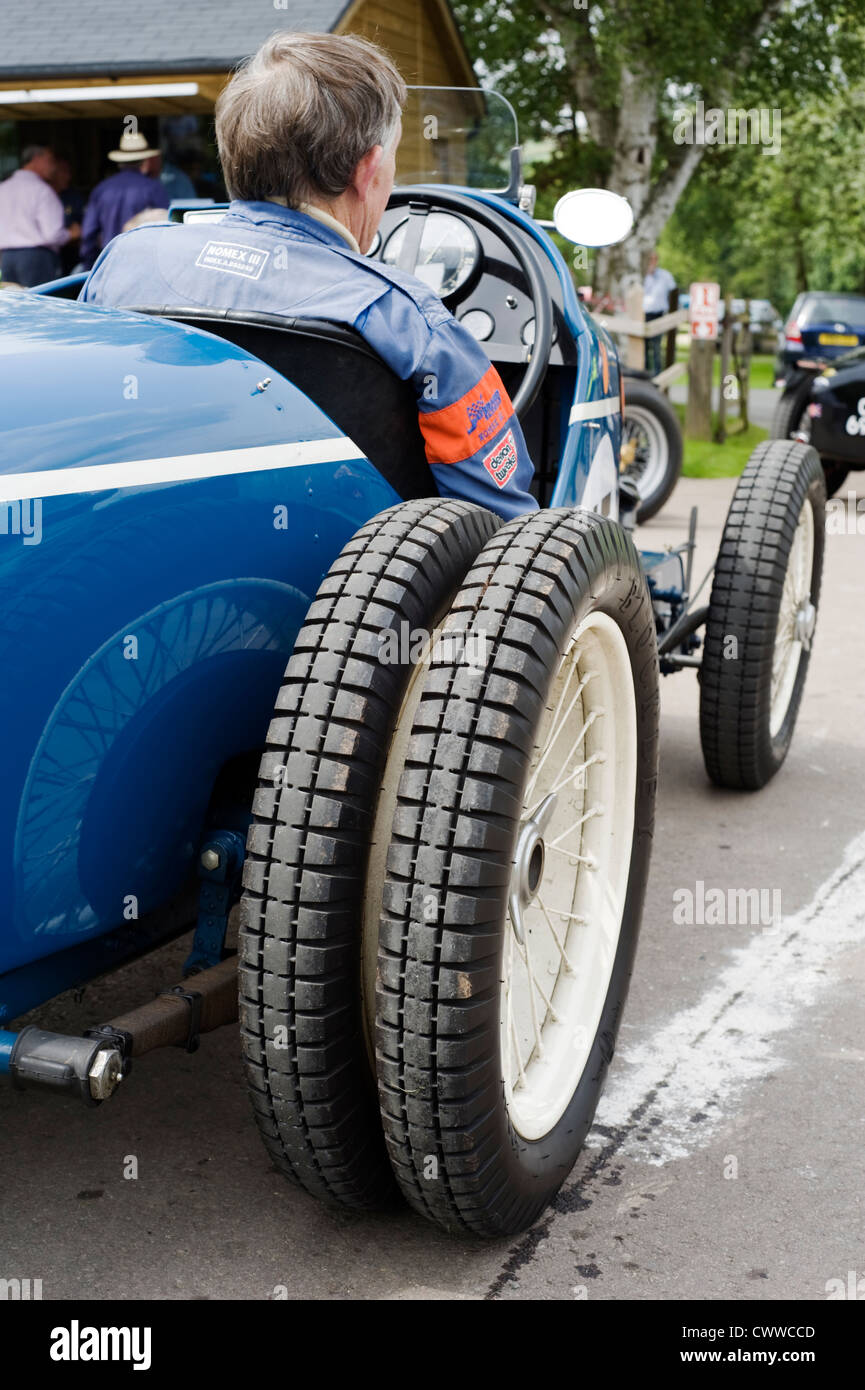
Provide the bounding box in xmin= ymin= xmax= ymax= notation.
xmin=772 ymin=342 xmax=865 ymax=494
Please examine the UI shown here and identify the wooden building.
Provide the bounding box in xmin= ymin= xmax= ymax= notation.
xmin=0 ymin=0 xmax=477 ymax=191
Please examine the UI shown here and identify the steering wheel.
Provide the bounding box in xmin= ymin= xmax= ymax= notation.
xmin=385 ymin=189 xmax=554 ymax=420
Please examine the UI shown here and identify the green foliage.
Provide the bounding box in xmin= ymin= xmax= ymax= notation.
xmin=661 ymin=86 xmax=865 ymax=313
xmin=453 ymin=0 xmax=865 ymax=269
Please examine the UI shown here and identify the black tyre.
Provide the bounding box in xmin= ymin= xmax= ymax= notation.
xmin=621 ymin=377 xmax=683 ymax=521
xmin=374 ymin=509 xmax=659 ymax=1237
xmin=239 ymin=498 xmax=501 ymax=1209
xmin=822 ymin=460 xmax=849 ymax=498
xmin=699 ymin=439 xmax=825 ymax=790
xmin=770 ymin=377 xmax=813 ymax=441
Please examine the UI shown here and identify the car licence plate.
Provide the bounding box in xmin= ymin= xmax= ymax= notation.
xmin=818 ymin=333 xmax=858 ymax=345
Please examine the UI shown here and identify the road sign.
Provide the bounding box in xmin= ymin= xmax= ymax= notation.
xmin=690 ymin=281 xmax=720 ymax=340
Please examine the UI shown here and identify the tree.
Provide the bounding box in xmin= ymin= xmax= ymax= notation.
xmin=660 ymin=83 xmax=865 ymax=312
xmin=453 ymin=0 xmax=865 ymax=294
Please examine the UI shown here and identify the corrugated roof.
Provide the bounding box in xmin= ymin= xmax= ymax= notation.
xmin=0 ymin=0 xmax=353 ymax=76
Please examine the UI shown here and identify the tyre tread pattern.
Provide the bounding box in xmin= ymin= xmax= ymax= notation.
xmin=699 ymin=439 xmax=825 ymax=789
xmin=239 ymin=498 xmax=500 ymax=1209
xmin=375 ymin=509 xmax=659 ymax=1235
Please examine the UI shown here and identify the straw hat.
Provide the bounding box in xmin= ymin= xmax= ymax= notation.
xmin=108 ymin=130 xmax=160 ymax=163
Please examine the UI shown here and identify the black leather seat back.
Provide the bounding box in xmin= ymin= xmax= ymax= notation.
xmin=129 ymin=307 xmax=437 ymax=501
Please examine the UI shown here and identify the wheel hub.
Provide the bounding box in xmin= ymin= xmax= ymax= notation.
xmin=508 ymin=793 xmax=556 ymax=945
xmin=794 ymin=599 xmax=816 ymax=648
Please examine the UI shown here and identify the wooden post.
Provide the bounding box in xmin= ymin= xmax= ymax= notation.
xmin=738 ymin=303 xmax=752 ymax=431
xmin=624 ymin=280 xmax=645 ymax=370
xmin=686 ymin=338 xmax=714 ymax=440
xmin=716 ymin=294 xmax=733 ymax=443
xmin=664 ymin=286 xmax=679 ymax=373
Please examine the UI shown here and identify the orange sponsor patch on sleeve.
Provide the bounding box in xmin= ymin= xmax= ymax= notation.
xmin=419 ymin=364 xmax=513 ymax=465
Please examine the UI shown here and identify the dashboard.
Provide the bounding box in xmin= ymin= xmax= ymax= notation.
xmin=370 ymin=203 xmax=574 ymax=369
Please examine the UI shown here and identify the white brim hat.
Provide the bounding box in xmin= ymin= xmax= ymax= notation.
xmin=108 ymin=131 xmax=160 ymax=162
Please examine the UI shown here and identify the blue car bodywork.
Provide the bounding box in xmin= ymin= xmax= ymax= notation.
xmin=0 ymin=190 xmax=625 ymax=1034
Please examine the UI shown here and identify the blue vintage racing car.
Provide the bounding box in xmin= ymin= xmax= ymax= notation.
xmin=0 ymin=89 xmax=825 ymax=1238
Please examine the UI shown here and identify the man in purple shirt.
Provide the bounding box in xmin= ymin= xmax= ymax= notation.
xmin=0 ymin=146 xmax=80 ymax=287
xmin=80 ymin=130 xmax=170 ymax=270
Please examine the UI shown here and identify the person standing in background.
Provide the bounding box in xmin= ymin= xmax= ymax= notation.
xmin=0 ymin=146 xmax=80 ymax=286
xmin=50 ymin=158 xmax=84 ymax=276
xmin=80 ymin=130 xmax=169 ymax=270
xmin=643 ymin=249 xmax=676 ymax=376
xmin=160 ymin=147 xmax=197 ymax=202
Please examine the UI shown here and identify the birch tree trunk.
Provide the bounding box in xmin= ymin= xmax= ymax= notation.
xmin=593 ymin=67 xmax=663 ymax=297
xmin=526 ymin=0 xmax=790 ymax=300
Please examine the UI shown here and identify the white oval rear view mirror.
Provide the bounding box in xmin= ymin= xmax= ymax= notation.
xmin=553 ymin=189 xmax=634 ymax=248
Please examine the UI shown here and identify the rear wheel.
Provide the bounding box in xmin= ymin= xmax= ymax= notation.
xmin=374 ymin=510 xmax=659 ymax=1236
xmin=239 ymin=498 xmax=500 ymax=1209
xmin=772 ymin=383 xmax=849 ymax=497
xmin=770 ymin=377 xmax=813 ymax=442
xmin=620 ymin=377 xmax=683 ymax=521
xmin=699 ymin=440 xmax=825 ymax=789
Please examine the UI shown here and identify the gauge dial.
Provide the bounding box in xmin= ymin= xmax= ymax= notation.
xmin=521 ymin=316 xmax=558 ymax=347
xmin=459 ymin=308 xmax=495 ymax=341
xmin=382 ymin=212 xmax=480 ymax=298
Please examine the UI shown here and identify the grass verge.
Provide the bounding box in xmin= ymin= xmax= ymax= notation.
xmin=672 ymin=403 xmax=769 ymax=478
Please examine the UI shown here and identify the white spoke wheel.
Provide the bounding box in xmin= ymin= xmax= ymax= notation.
xmin=375 ymin=510 xmax=659 ymax=1238
xmin=700 ymin=439 xmax=826 ymax=790
xmin=239 ymin=499 xmax=500 ymax=1211
xmin=501 ymin=612 xmax=636 ymax=1140
xmin=620 ymin=377 xmax=683 ymax=522
xmin=770 ymin=497 xmax=814 ymax=737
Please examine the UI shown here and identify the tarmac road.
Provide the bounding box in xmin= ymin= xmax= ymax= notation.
xmin=1 ymin=472 xmax=863 ymax=1302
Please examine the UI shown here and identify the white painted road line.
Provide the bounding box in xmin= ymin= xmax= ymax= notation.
xmin=592 ymin=830 xmax=865 ymax=1163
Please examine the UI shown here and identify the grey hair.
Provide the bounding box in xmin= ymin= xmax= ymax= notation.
xmin=216 ymin=31 xmax=406 ymax=206
xmin=20 ymin=145 xmax=51 ymax=166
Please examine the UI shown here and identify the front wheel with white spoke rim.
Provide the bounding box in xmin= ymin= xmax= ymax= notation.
xmin=700 ymin=439 xmax=826 ymax=790
xmin=770 ymin=497 xmax=815 ymax=737
xmin=375 ymin=509 xmax=659 ymax=1238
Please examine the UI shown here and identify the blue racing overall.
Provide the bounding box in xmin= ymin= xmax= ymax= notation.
xmin=80 ymin=200 xmax=539 ymax=520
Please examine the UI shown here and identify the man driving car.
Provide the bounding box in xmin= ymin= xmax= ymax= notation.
xmin=80 ymin=31 xmax=538 ymax=521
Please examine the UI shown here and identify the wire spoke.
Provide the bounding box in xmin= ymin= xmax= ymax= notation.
xmin=545 ymin=844 xmax=595 ymax=866
xmin=509 ymin=1014 xmax=527 ymax=1090
xmin=516 ymin=929 xmax=560 ymax=1029
xmin=513 ymin=921 xmax=546 ymax=1057
xmin=525 ymin=663 xmax=593 ymax=800
xmin=548 ymin=730 xmax=604 ymax=797
xmin=548 ymin=803 xmax=603 ymax=847
xmin=536 ymin=897 xmax=577 ymax=974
